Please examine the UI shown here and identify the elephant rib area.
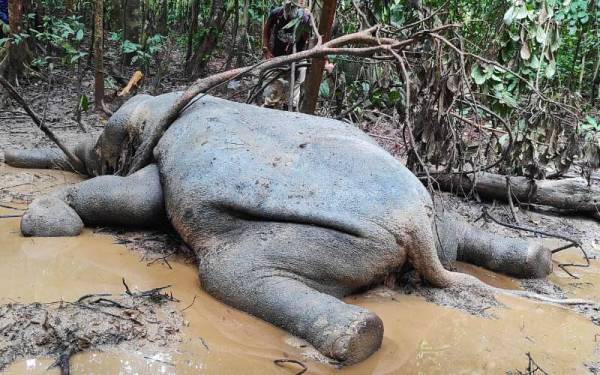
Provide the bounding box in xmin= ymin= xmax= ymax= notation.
xmin=155 ymin=94 xmax=431 ymax=257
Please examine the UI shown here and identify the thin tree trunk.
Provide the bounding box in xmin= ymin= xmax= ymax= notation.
xmin=94 ymin=0 xmax=105 ymax=110
xmin=236 ymin=0 xmax=250 ymax=66
xmin=300 ymin=0 xmax=337 ymax=114
xmin=158 ymin=0 xmax=168 ymax=35
xmin=0 ymin=0 xmax=31 ymax=83
xmin=109 ymin=0 xmax=122 ymax=31
xmin=124 ymin=0 xmax=142 ymax=64
xmin=225 ymin=0 xmax=240 ymax=70
xmin=185 ymin=0 xmax=200 ymax=72
xmin=190 ymin=0 xmax=232 ymax=77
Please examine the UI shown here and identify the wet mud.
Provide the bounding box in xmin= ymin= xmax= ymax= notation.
xmin=1 ymin=165 xmax=600 ymax=374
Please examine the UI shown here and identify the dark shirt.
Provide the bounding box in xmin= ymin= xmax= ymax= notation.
xmin=267 ymin=6 xmax=310 ymax=57
xmin=0 ymin=0 xmax=7 ymax=24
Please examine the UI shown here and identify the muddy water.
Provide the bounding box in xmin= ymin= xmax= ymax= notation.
xmin=1 ymin=166 xmax=599 ymax=374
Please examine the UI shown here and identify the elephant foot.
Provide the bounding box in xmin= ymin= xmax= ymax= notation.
xmin=327 ymin=311 xmax=384 ymax=364
xmin=21 ymin=196 xmax=83 ymax=237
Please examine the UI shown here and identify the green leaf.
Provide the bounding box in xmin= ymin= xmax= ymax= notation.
xmin=529 ymin=55 xmax=540 ymax=69
xmin=319 ymin=81 xmax=330 ymax=98
xmin=535 ymin=26 xmax=547 ymax=44
xmin=496 ymin=89 xmax=519 ymax=108
xmin=387 ymin=89 xmax=400 ymax=103
xmin=520 ymin=43 xmax=531 ymax=60
xmin=75 ymin=29 xmax=84 ymax=41
xmin=79 ymin=94 xmax=89 ymax=112
xmin=550 ymin=28 xmax=561 ymax=52
xmin=585 ymin=115 xmax=598 ymax=128
xmin=361 ymin=82 xmax=370 ymax=94
xmin=545 ymin=60 xmax=556 ymax=78
xmin=503 ymin=6 xmax=516 ymax=25
xmin=471 ymin=64 xmax=486 ymax=85
xmin=515 ymin=6 xmax=529 ymax=19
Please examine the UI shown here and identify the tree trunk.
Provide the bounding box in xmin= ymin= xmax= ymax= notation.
xmin=124 ymin=0 xmax=142 ymax=64
xmin=158 ymin=0 xmax=168 ymax=35
xmin=224 ymin=0 xmax=239 ymax=70
xmin=235 ymin=0 xmax=250 ymax=66
xmin=300 ymin=0 xmax=337 ymax=114
xmin=125 ymin=0 xmax=142 ymax=42
xmin=94 ymin=0 xmax=105 ymax=110
xmin=0 ymin=0 xmax=32 ymax=83
xmin=65 ymin=0 xmax=74 ymax=15
xmin=432 ymin=172 xmax=600 ymax=220
xmin=109 ymin=0 xmax=122 ymax=31
xmin=190 ymin=0 xmax=232 ymax=77
xmin=185 ymin=0 xmax=200 ymax=72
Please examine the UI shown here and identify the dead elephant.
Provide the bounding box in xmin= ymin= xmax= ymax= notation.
xmin=4 ymin=93 xmax=555 ymax=365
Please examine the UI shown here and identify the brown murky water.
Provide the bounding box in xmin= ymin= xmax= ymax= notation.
xmin=1 ymin=165 xmax=599 ymax=374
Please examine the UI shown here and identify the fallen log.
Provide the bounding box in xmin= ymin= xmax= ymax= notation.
xmin=431 ymin=172 xmax=600 ymax=220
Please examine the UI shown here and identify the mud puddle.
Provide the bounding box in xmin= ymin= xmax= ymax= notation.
xmin=1 ymin=166 xmax=600 ymax=374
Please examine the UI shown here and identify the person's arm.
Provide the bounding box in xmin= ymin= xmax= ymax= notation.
xmin=262 ymin=14 xmax=274 ymax=59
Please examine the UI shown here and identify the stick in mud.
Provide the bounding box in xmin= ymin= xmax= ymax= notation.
xmin=273 ymin=359 xmax=308 ymax=375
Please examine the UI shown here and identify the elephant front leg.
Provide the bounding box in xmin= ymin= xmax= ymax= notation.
xmin=21 ymin=164 xmax=165 ymax=236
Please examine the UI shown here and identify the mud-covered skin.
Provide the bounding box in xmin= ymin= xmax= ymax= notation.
xmin=4 ymin=93 xmax=552 ymax=365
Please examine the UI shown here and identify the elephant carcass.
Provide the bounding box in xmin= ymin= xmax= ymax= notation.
xmin=4 ymin=93 xmax=553 ymax=365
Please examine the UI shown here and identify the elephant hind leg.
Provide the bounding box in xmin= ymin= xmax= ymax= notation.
xmin=199 ymin=227 xmax=384 ymax=365
xmin=21 ymin=164 xmax=165 ymax=236
xmin=435 ymin=213 xmax=552 ymax=278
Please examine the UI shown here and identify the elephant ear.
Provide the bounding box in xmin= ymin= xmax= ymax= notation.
xmin=93 ymin=93 xmax=182 ymax=176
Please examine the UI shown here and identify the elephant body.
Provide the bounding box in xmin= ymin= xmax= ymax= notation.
xmin=5 ymin=93 xmax=552 ymax=364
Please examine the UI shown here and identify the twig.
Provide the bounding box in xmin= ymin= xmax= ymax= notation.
xmin=143 ymin=356 xmax=175 ymax=367
xmin=146 ymin=251 xmax=175 ymax=269
xmin=0 ymin=203 xmax=24 ymax=210
xmin=181 ymin=295 xmax=197 ymax=312
xmin=273 ymin=359 xmax=308 ymax=375
xmin=516 ymin=352 xmax=549 ymax=375
xmin=506 ymin=176 xmax=520 ymax=224
xmin=199 ymin=336 xmax=210 ymax=351
xmin=352 ymin=0 xmax=371 ymax=28
xmin=122 ymin=278 xmax=132 ymax=295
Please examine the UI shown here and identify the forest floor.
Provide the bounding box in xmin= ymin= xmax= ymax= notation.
xmin=1 ymin=54 xmax=600 ymax=373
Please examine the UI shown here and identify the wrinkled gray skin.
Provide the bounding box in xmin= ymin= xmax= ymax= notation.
xmin=4 ymin=93 xmax=552 ymax=365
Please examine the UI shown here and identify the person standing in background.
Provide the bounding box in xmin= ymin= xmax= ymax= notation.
xmin=262 ymin=0 xmax=311 ymax=110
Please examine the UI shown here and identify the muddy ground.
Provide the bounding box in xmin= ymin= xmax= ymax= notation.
xmin=1 ymin=61 xmax=600 ymax=374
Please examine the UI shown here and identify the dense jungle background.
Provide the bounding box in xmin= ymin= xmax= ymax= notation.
xmin=1 ymin=0 xmax=598 ymax=187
